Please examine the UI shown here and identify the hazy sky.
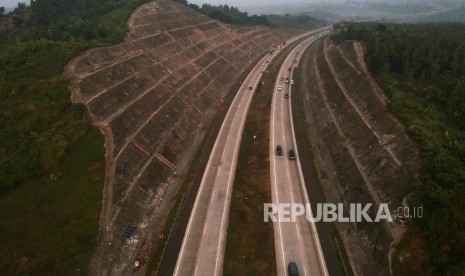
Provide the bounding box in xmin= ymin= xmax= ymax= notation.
xmin=1 ymin=0 xmax=20 ymax=8
xmin=2 ymin=0 xmax=459 ymax=9
xmin=1 ymin=0 xmax=297 ymax=8
xmin=189 ymin=0 xmax=304 ymax=7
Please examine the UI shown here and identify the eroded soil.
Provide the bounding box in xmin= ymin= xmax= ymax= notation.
xmin=299 ymin=38 xmax=420 ymax=275
xmin=64 ymin=0 xmax=282 ymax=274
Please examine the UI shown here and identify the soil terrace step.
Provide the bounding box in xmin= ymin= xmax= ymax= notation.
xmin=64 ymin=0 xmax=282 ymax=273
xmin=299 ymin=38 xmax=419 ymax=276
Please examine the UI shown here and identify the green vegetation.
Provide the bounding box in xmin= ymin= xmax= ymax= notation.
xmin=174 ymin=0 xmax=268 ymax=26
xmin=332 ymin=22 xmax=465 ymax=275
xmin=0 ymin=0 xmax=324 ymax=273
xmin=266 ymin=14 xmax=323 ymax=29
xmin=0 ymin=128 xmax=105 ymax=275
xmin=175 ymin=0 xmax=324 ymax=29
xmin=195 ymin=4 xmax=269 ymax=26
xmin=0 ymin=0 xmax=150 ymax=274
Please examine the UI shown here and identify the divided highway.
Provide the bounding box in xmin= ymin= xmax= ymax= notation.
xmin=173 ymin=32 xmax=312 ymax=276
xmin=270 ymin=32 xmax=331 ymax=275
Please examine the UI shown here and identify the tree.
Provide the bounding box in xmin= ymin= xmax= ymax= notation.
xmin=0 ymin=7 xmax=5 ymax=15
xmin=12 ymin=16 xmax=22 ymax=28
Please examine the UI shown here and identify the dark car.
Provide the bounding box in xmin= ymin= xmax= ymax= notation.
xmin=288 ymin=149 xmax=296 ymax=160
xmin=248 ymin=86 xmax=253 ymax=90
xmin=276 ymin=145 xmax=283 ymax=155
xmin=288 ymin=262 xmax=299 ymax=276
xmin=284 ymin=93 xmax=289 ymax=99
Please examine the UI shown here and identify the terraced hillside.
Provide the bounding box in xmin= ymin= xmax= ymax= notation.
xmin=64 ymin=0 xmax=282 ymax=273
xmin=299 ymin=39 xmax=420 ymax=275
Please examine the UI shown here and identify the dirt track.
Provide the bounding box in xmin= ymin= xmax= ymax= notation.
xmin=298 ymin=38 xmax=420 ymax=275
xmin=64 ymin=0 xmax=282 ymax=274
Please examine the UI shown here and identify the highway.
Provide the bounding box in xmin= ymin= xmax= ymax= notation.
xmin=173 ymin=31 xmax=313 ymax=276
xmin=270 ymin=32 xmax=330 ymax=275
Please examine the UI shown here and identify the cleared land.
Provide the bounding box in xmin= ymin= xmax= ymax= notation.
xmin=64 ymin=0 xmax=282 ymax=273
xmin=298 ymin=38 xmax=420 ymax=275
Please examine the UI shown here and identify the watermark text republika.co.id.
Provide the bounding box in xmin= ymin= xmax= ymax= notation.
xmin=264 ymin=203 xmax=423 ymax=223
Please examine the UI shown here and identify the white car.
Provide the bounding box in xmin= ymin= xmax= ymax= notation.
xmin=277 ymin=85 xmax=282 ymax=91
xmin=290 ymin=80 xmax=294 ymax=85
xmin=282 ymin=68 xmax=286 ymax=72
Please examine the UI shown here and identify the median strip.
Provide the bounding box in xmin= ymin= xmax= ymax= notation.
xmin=223 ymin=37 xmax=309 ymax=275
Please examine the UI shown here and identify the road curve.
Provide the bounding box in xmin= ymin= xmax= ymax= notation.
xmin=270 ymin=31 xmax=330 ymax=276
xmin=173 ymin=31 xmax=313 ymax=276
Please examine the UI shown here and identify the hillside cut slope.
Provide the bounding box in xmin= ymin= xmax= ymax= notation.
xmin=300 ymin=39 xmax=420 ymax=275
xmin=64 ymin=0 xmax=281 ymax=273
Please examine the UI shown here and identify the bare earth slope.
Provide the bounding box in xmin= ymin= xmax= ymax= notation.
xmin=299 ymin=39 xmax=420 ymax=275
xmin=64 ymin=0 xmax=281 ymax=274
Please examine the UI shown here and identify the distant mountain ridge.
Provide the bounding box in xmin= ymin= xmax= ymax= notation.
xmin=241 ymin=0 xmax=465 ymax=23
xmin=418 ymin=6 xmax=465 ymax=22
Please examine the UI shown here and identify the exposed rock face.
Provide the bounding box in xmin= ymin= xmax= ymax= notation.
xmin=64 ymin=0 xmax=281 ymax=273
xmin=299 ymin=39 xmax=420 ymax=276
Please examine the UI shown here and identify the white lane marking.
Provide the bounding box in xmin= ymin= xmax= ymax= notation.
xmin=270 ymin=33 xmax=318 ymax=272
xmin=203 ymin=222 xmax=208 ymax=238
xmin=288 ymin=38 xmax=329 ymax=276
xmin=174 ymin=52 xmax=270 ymax=276
xmin=214 ymin=58 xmax=266 ymax=276
xmin=272 ymin=35 xmax=315 ymax=275
xmin=281 ymin=91 xmax=301 ymax=242
xmin=177 ymin=29 xmax=329 ymax=276
xmin=271 ymin=54 xmax=287 ymax=275
xmin=271 ymin=33 xmax=329 ymax=275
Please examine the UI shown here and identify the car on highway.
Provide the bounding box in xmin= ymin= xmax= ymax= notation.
xmin=248 ymin=86 xmax=253 ymax=90
xmin=288 ymin=149 xmax=296 ymax=160
xmin=277 ymin=85 xmax=282 ymax=91
xmin=288 ymin=262 xmax=299 ymax=276
xmin=282 ymin=68 xmax=287 ymax=72
xmin=276 ymin=145 xmax=283 ymax=155
xmin=284 ymin=93 xmax=289 ymax=98
xmin=285 ymin=78 xmax=289 ymax=84
xmin=280 ymin=77 xmax=284 ymax=81
xmin=290 ymin=79 xmax=294 ymax=85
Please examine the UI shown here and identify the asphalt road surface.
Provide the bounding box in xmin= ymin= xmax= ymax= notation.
xmin=173 ymin=32 xmax=314 ymax=276
xmin=270 ymin=31 xmax=331 ymax=276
